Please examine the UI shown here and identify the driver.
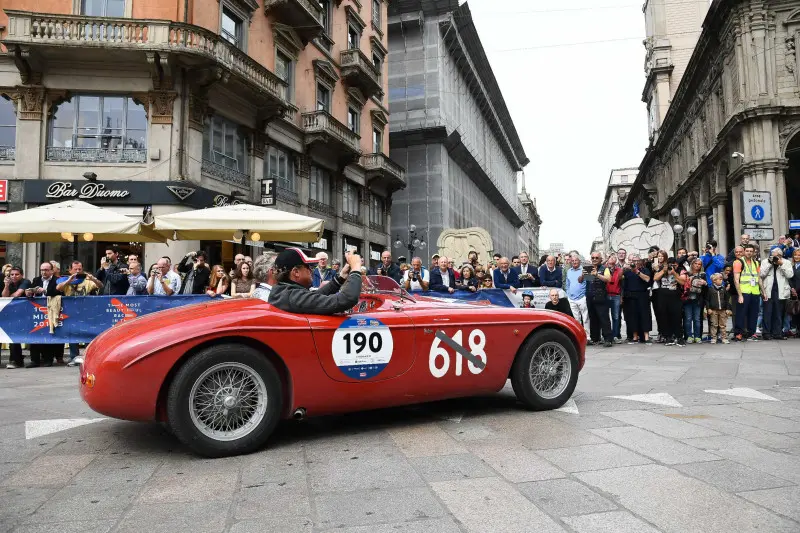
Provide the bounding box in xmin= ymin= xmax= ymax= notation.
xmin=269 ymin=247 xmax=363 ymax=315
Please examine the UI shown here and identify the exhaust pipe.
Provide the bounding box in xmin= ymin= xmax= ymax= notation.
xmin=292 ymin=408 xmax=306 ymax=421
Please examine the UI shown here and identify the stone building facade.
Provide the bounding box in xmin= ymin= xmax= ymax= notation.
xmin=0 ymin=0 xmax=402 ymax=273
xmin=598 ymin=168 xmax=637 ymax=254
xmin=619 ymin=0 xmax=800 ymax=255
xmin=387 ymin=0 xmax=536 ymax=261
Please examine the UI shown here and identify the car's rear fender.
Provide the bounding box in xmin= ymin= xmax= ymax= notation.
xmin=154 ymin=335 xmax=295 ymax=423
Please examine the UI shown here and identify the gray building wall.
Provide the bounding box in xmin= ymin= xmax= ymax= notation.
xmin=388 ymin=2 xmax=528 ymax=258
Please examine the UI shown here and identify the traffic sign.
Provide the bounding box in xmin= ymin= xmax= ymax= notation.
xmin=742 ymin=227 xmax=774 ymax=241
xmin=790 ymin=220 xmax=800 ymax=231
xmin=742 ymin=191 xmax=772 ymax=225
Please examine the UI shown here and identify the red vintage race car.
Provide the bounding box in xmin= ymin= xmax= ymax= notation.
xmin=80 ymin=276 xmax=586 ymax=457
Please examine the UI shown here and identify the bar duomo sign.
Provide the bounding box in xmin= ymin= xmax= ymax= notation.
xmin=23 ymin=180 xmax=258 ymax=209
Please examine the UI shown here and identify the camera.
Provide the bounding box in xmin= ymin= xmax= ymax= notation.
xmin=772 ymin=256 xmax=782 ymax=266
xmin=75 ymin=273 xmax=87 ymax=280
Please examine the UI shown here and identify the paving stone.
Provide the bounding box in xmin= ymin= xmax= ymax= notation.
xmin=21 ymin=487 xmax=139 ymax=523
xmin=537 ymin=443 xmax=651 ymax=473
xmin=545 ymin=412 xmax=631 ymax=430
xmin=437 ymin=421 xmax=501 ymax=441
xmin=304 ymin=429 xmax=394 ymax=462
xmin=517 ymin=478 xmax=618 ymax=517
xmin=660 ymin=409 xmax=800 ymax=450
xmin=696 ymin=405 xmax=800 ymax=433
xmin=316 ymin=517 xmax=464 ymax=533
xmin=601 ymin=410 xmax=721 ymax=439
xmin=430 ymin=477 xmax=567 ymax=533
xmin=308 ymin=445 xmax=424 ymax=492
xmin=681 ymin=361 xmax=740 ymax=379
xmin=0 ymin=487 xmax=57 ymax=528
xmin=673 ymin=460 xmax=794 ymax=492
xmin=682 ymin=435 xmax=800 ymax=483
xmin=115 ymin=501 xmax=229 ymax=533
xmin=229 ymin=517 xmax=313 ymax=533
xmin=589 ymin=426 xmax=721 ymax=464
xmin=468 ymin=440 xmax=565 ymax=482
xmin=7 ymin=521 xmax=116 ymax=533
xmin=737 ymin=486 xmax=800 ymax=522
xmin=234 ymin=478 xmax=311 ymax=520
xmin=388 ymin=424 xmax=467 ymax=458
xmin=736 ymin=401 xmax=800 ymax=419
xmin=483 ymin=412 xmax=606 ymax=449
xmin=562 ymin=510 xmax=661 ymax=533
xmin=65 ymin=454 xmax=161 ymax=490
xmin=137 ymin=469 xmax=238 ymax=503
xmin=409 ymin=453 xmax=495 ymax=482
xmin=576 ymin=464 xmax=798 ymax=533
xmin=313 ymin=487 xmax=444 ymax=529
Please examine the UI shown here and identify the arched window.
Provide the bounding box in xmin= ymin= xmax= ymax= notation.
xmin=0 ymin=96 xmax=15 ymax=160
xmin=48 ymin=95 xmax=147 ymax=162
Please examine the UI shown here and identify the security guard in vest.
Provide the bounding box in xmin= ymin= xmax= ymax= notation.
xmin=733 ymin=243 xmax=763 ymax=341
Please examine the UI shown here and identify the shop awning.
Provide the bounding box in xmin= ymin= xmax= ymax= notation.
xmin=153 ymin=204 xmax=325 ymax=242
xmin=0 ymin=200 xmax=166 ymax=243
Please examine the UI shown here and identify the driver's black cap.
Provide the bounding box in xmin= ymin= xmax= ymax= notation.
xmin=275 ymin=247 xmax=319 ymax=271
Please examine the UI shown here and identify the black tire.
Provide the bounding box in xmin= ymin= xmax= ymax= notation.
xmin=510 ymin=328 xmax=579 ymax=411
xmin=166 ymin=343 xmax=283 ymax=457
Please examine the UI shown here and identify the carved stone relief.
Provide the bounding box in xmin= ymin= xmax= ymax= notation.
xmin=436 ymin=227 xmax=494 ymax=265
xmin=609 ymin=218 xmax=675 ymax=256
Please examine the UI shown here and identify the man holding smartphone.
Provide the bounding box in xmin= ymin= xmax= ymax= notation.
xmin=95 ymin=246 xmax=129 ymax=296
xmin=25 ymin=262 xmax=63 ymax=367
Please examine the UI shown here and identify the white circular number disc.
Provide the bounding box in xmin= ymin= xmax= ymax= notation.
xmin=332 ymin=317 xmax=394 ymax=380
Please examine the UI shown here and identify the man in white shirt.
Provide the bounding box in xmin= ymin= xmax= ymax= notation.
xmin=403 ymin=256 xmax=430 ymax=291
xmin=252 ymin=252 xmax=278 ymax=301
xmin=147 ymin=258 xmax=182 ymax=296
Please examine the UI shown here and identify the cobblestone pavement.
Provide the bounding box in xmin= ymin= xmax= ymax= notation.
xmin=1 ymin=340 xmax=799 ymax=533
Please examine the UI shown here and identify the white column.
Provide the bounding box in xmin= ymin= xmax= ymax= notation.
xmin=774 ymin=168 xmax=788 ymax=238
xmin=698 ymin=214 xmax=708 ymax=249
xmin=731 ymin=185 xmax=742 ymax=242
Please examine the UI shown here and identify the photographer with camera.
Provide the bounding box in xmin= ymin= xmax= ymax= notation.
xmin=370 ymin=251 xmax=402 ymax=283
xmin=147 ymin=258 xmax=182 ymax=296
xmin=652 ymin=254 xmax=686 ymax=346
xmin=55 ymin=261 xmax=103 ymax=366
xmin=94 ymin=246 xmax=129 ymax=296
xmin=403 ymin=256 xmax=430 ymax=292
xmin=178 ymin=250 xmax=211 ymax=295
xmin=758 ymin=247 xmax=794 ymax=340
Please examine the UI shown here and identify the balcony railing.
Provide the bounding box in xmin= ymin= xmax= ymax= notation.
xmin=309 ymin=198 xmax=335 ymax=217
xmin=369 ymin=221 xmax=385 ymax=233
xmin=0 ymin=146 xmax=15 ymax=161
xmin=4 ymin=11 xmax=286 ymax=102
xmin=340 ymin=48 xmax=381 ymax=95
xmin=361 ymin=153 xmax=404 ymax=179
xmin=263 ymin=0 xmax=323 ymax=43
xmin=201 ymin=158 xmax=251 ymax=189
xmin=276 ymin=185 xmax=299 ymax=204
xmin=302 ymin=111 xmax=361 ymax=154
xmin=342 ymin=211 xmax=361 ymax=225
xmin=46 ymin=147 xmax=147 ymax=163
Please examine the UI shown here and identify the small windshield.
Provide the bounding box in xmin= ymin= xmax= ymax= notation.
xmin=363 ymin=275 xmax=416 ymax=302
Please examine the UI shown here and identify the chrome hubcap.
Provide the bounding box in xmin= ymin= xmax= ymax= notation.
xmin=189 ymin=362 xmax=268 ymax=441
xmin=529 ymin=342 xmax=572 ymax=399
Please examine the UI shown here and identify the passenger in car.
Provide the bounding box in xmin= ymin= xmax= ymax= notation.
xmin=269 ymin=248 xmax=363 ymax=315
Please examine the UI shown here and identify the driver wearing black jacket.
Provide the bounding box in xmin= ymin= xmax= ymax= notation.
xmin=268 ymin=248 xmax=363 ymax=315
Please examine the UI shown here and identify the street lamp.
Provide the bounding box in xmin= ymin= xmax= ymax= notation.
xmin=669 ymin=207 xmax=697 ymax=250
xmin=394 ymin=225 xmax=426 ymax=258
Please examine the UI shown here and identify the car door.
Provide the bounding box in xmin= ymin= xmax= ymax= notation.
xmin=309 ymin=296 xmax=416 ymax=383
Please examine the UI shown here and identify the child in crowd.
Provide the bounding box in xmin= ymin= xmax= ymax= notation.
xmin=520 ymin=291 xmax=535 ymax=308
xmin=706 ymin=272 xmax=731 ymax=344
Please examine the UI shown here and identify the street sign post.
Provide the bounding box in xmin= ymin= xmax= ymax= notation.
xmin=742 ymin=191 xmax=772 ymax=225
xmin=742 ymin=227 xmax=774 ymax=241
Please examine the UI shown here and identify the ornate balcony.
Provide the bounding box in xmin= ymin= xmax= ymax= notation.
xmin=309 ymin=198 xmax=335 ymax=217
xmin=369 ymin=221 xmax=385 ymax=233
xmin=264 ymin=0 xmax=324 ymax=44
xmin=3 ymin=11 xmax=287 ymax=113
xmin=340 ymin=49 xmax=382 ymax=98
xmin=276 ymin=184 xmax=299 ymax=204
xmin=0 ymin=147 xmax=16 ymax=161
xmin=361 ymin=153 xmax=406 ymax=193
xmin=201 ymin=158 xmax=251 ymax=189
xmin=302 ymin=110 xmax=361 ymax=159
xmin=46 ymin=147 xmax=147 ymax=163
xmin=342 ymin=211 xmax=361 ymax=225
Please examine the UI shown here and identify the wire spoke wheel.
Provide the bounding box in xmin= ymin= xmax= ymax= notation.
xmin=528 ymin=341 xmax=572 ymax=400
xmin=188 ymin=362 xmax=268 ymax=442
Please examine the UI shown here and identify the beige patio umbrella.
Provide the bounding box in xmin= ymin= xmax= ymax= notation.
xmin=0 ymin=200 xmax=166 ymax=245
xmin=153 ymin=204 xmax=324 ymax=243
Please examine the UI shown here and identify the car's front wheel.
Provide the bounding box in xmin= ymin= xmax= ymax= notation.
xmin=167 ymin=343 xmax=283 ymax=457
xmin=510 ymin=329 xmax=579 ymax=410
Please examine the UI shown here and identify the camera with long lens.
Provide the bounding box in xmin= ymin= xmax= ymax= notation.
xmin=772 ymin=256 xmax=782 ymax=266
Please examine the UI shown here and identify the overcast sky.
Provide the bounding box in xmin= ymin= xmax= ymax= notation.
xmin=467 ymin=0 xmax=650 ymax=256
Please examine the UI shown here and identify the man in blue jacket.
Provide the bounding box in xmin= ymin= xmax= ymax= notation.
xmin=430 ymin=255 xmax=457 ymax=293
xmin=538 ymin=255 xmax=563 ymax=288
xmin=701 ymin=240 xmax=725 ymax=285
xmin=493 ymin=257 xmax=519 ymax=293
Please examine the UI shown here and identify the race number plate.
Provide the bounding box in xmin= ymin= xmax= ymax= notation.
xmin=331 ymin=317 xmax=394 ymax=380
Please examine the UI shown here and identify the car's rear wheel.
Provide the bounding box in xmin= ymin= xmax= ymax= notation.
xmin=511 ymin=329 xmax=578 ymax=410
xmin=167 ymin=343 xmax=283 ymax=457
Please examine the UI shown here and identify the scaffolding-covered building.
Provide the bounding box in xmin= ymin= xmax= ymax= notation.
xmin=387 ymin=0 xmax=535 ymax=258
